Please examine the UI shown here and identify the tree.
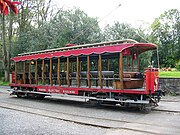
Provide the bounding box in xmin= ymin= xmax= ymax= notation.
xmin=103 ymin=22 xmax=148 ymax=42
xmin=103 ymin=22 xmax=152 ymax=70
xmin=151 ymin=9 xmax=180 ymax=67
xmin=11 ymin=0 xmax=53 ymax=56
xmin=47 ymin=8 xmax=102 ymax=48
xmin=0 ymin=0 xmax=20 ymax=81
xmin=12 ymin=7 xmax=102 ymax=55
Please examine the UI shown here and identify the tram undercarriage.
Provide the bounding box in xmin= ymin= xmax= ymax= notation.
xmin=10 ymin=85 xmax=164 ymax=110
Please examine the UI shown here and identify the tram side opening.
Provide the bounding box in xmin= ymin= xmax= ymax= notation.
xmin=15 ymin=49 xmax=146 ymax=89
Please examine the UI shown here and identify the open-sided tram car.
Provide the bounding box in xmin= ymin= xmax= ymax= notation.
xmin=9 ymin=39 xmax=164 ymax=108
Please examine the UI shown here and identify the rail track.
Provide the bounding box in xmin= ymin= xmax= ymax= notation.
xmin=0 ymin=97 xmax=179 ymax=135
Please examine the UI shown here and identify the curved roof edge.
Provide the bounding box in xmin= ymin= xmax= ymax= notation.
xmin=12 ymin=43 xmax=157 ymax=62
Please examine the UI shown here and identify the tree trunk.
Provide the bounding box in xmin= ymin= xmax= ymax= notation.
xmin=8 ymin=12 xmax=13 ymax=79
xmin=1 ymin=14 xmax=9 ymax=81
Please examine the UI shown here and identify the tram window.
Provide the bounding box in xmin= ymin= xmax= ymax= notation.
xmin=151 ymin=50 xmax=158 ymax=68
xmin=17 ymin=62 xmax=23 ymax=73
xmin=60 ymin=62 xmax=65 ymax=72
xmin=81 ymin=61 xmax=87 ymax=71
xmin=123 ymin=55 xmax=138 ymax=72
xmin=110 ymin=58 xmax=118 ymax=73
xmin=53 ymin=64 xmax=57 ymax=72
xmin=25 ymin=61 xmax=29 ymax=73
xmin=37 ymin=61 xmax=42 ymax=73
xmin=139 ymin=51 xmax=152 ymax=71
xmin=133 ymin=58 xmax=138 ymax=72
xmin=123 ymin=56 xmax=127 ymax=71
xmin=70 ymin=61 xmax=77 ymax=72
xmin=45 ymin=63 xmax=49 ymax=72
xmin=102 ymin=59 xmax=108 ymax=71
xmin=52 ymin=59 xmax=58 ymax=73
xmin=30 ymin=61 xmax=35 ymax=72
xmin=123 ymin=56 xmax=130 ymax=71
xmin=90 ymin=59 xmax=98 ymax=71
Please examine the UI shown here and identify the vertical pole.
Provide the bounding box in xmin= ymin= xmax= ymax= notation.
xmin=50 ymin=58 xmax=53 ymax=86
xmin=57 ymin=57 xmax=61 ymax=86
xmin=15 ymin=62 xmax=17 ymax=84
xmin=23 ymin=61 xmax=26 ymax=84
xmin=76 ymin=56 xmax=80 ymax=87
xmin=42 ymin=59 xmax=45 ymax=85
xmin=29 ymin=61 xmax=31 ymax=84
xmin=137 ymin=55 xmax=140 ymax=71
xmin=87 ymin=56 xmax=91 ymax=88
xmin=80 ymin=61 xmax=82 ymax=72
xmin=132 ymin=52 xmax=134 ymax=72
xmin=127 ymin=57 xmax=129 ymax=71
xmin=67 ymin=57 xmax=70 ymax=87
xmin=99 ymin=54 xmax=102 ymax=88
xmin=65 ymin=62 xmax=67 ymax=71
xmin=35 ymin=60 xmax=38 ymax=85
xmin=107 ymin=58 xmax=110 ymax=71
xmin=119 ymin=52 xmax=123 ymax=89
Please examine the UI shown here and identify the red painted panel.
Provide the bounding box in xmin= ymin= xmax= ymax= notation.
xmin=11 ymin=72 xmax=15 ymax=83
xmin=9 ymin=83 xmax=147 ymax=95
xmin=145 ymin=68 xmax=159 ymax=94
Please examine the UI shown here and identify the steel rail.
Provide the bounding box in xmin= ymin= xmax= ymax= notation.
xmin=0 ymin=102 xmax=163 ymax=135
xmin=1 ymin=99 xmax=180 ymax=129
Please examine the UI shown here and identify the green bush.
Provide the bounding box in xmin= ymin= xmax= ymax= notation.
xmin=0 ymin=70 xmax=4 ymax=80
xmin=176 ymin=61 xmax=180 ymax=71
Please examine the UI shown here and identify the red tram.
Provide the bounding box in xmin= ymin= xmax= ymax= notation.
xmin=9 ymin=39 xmax=164 ymax=108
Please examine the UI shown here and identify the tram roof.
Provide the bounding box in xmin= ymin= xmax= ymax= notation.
xmin=11 ymin=39 xmax=157 ymax=62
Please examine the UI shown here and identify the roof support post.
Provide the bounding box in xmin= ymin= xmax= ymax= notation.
xmin=99 ymin=54 xmax=102 ymax=88
xmin=57 ymin=57 xmax=61 ymax=86
xmin=42 ymin=59 xmax=45 ymax=85
xmin=67 ymin=57 xmax=70 ymax=87
xmin=132 ymin=57 xmax=134 ymax=71
xmin=137 ymin=55 xmax=140 ymax=71
xmin=132 ymin=50 xmax=134 ymax=71
xmin=50 ymin=58 xmax=53 ymax=86
xmin=119 ymin=52 xmax=123 ymax=89
xmin=35 ymin=60 xmax=38 ymax=85
xmin=87 ymin=55 xmax=91 ymax=88
xmin=29 ymin=61 xmax=31 ymax=84
xmin=76 ymin=56 xmax=80 ymax=87
xmin=65 ymin=61 xmax=67 ymax=72
xmin=23 ymin=61 xmax=26 ymax=84
xmin=107 ymin=58 xmax=110 ymax=71
xmin=127 ymin=57 xmax=129 ymax=71
xmin=15 ymin=62 xmax=17 ymax=84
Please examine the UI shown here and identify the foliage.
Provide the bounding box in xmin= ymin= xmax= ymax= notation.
xmin=44 ymin=8 xmax=102 ymax=47
xmin=11 ymin=0 xmax=53 ymax=56
xmin=0 ymin=80 xmax=9 ymax=86
xmin=12 ymin=8 xmax=102 ymax=56
xmin=151 ymin=9 xmax=180 ymax=68
xmin=103 ymin=22 xmax=153 ymax=70
xmin=176 ymin=61 xmax=180 ymax=71
xmin=103 ymin=22 xmax=149 ymax=42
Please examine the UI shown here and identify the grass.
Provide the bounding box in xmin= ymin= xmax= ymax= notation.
xmin=159 ymin=71 xmax=180 ymax=78
xmin=0 ymin=75 xmax=9 ymax=86
xmin=0 ymin=80 xmax=9 ymax=86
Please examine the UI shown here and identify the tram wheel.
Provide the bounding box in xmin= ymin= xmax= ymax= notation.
xmin=36 ymin=94 xmax=45 ymax=99
xmin=16 ymin=93 xmax=23 ymax=98
xmin=120 ymin=102 xmax=125 ymax=106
